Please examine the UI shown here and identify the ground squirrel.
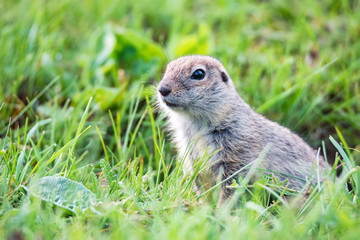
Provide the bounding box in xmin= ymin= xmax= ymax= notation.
xmin=157 ymin=55 xmax=327 ymax=202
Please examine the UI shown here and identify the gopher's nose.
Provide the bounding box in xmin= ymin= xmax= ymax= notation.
xmin=159 ymin=86 xmax=171 ymax=97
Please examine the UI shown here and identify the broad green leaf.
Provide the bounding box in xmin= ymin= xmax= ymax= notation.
xmin=168 ymin=23 xmax=212 ymax=57
xmin=94 ymin=25 xmax=166 ymax=78
xmin=29 ymin=176 xmax=97 ymax=213
xmin=95 ymin=86 xmax=124 ymax=110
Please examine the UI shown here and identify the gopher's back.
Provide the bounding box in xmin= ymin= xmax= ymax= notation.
xmin=248 ymin=111 xmax=325 ymax=189
xmin=199 ymin=104 xmax=325 ymax=192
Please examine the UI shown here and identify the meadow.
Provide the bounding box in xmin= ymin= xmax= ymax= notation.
xmin=0 ymin=0 xmax=360 ymax=239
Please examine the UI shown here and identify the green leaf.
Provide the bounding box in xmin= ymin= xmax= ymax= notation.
xmin=95 ymin=86 xmax=124 ymax=111
xmin=29 ymin=176 xmax=97 ymax=214
xmin=94 ymin=25 xmax=166 ymax=78
xmin=168 ymin=23 xmax=212 ymax=57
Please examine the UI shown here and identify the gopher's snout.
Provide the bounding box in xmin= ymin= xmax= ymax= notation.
xmin=159 ymin=86 xmax=171 ymax=97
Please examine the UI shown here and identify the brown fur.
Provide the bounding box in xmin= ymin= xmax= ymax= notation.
xmin=157 ymin=55 xmax=327 ymax=203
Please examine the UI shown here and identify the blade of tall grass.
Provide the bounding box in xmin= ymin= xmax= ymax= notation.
xmin=29 ymin=125 xmax=91 ymax=179
xmin=257 ymin=59 xmax=337 ymax=113
xmin=145 ymin=95 xmax=158 ymax=169
xmin=65 ymin=97 xmax=93 ymax=176
xmin=96 ymin=125 xmax=110 ymax=163
xmin=122 ymin=88 xmax=142 ymax=162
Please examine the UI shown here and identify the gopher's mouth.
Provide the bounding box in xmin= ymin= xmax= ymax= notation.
xmin=164 ymin=100 xmax=180 ymax=108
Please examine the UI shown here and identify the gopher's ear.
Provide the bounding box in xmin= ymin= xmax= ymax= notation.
xmin=221 ymin=71 xmax=228 ymax=83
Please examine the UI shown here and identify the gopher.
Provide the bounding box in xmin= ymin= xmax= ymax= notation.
xmin=157 ymin=55 xmax=327 ymax=202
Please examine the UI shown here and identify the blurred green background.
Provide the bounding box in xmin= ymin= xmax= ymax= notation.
xmin=1 ymin=0 xmax=360 ymax=238
xmin=1 ymin=0 xmax=359 ymax=163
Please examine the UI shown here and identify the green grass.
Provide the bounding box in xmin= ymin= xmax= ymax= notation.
xmin=1 ymin=0 xmax=360 ymax=239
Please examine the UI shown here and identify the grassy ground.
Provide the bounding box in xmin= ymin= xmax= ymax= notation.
xmin=1 ymin=0 xmax=360 ymax=239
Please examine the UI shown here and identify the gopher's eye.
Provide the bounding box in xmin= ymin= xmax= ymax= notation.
xmin=191 ymin=69 xmax=205 ymax=80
